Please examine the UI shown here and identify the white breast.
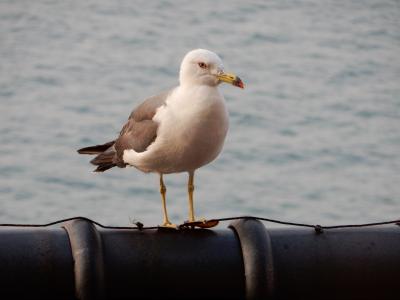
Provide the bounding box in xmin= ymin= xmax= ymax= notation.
xmin=147 ymin=85 xmax=229 ymax=173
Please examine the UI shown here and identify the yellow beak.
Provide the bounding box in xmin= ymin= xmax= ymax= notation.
xmin=217 ymin=72 xmax=244 ymax=89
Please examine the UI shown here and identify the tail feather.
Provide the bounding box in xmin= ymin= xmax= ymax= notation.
xmin=90 ymin=152 xmax=115 ymax=165
xmin=78 ymin=140 xmax=117 ymax=172
xmin=94 ymin=163 xmax=116 ymax=172
xmin=77 ymin=141 xmax=115 ymax=154
xmin=90 ymin=152 xmax=116 ymax=172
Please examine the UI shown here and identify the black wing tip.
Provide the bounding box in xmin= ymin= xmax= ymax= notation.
xmin=77 ymin=147 xmax=98 ymax=155
xmin=77 ymin=141 xmax=116 ymax=155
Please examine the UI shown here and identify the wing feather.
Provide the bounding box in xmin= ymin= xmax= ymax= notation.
xmin=114 ymin=89 xmax=172 ymax=165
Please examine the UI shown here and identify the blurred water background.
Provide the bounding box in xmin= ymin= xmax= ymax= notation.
xmin=1 ymin=0 xmax=399 ymax=226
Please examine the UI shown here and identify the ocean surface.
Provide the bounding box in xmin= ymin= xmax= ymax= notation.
xmin=1 ymin=0 xmax=399 ymax=227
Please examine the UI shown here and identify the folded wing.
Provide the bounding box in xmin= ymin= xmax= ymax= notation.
xmin=77 ymin=89 xmax=171 ymax=172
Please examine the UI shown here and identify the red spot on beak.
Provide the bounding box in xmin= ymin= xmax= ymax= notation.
xmin=233 ymin=77 xmax=244 ymax=89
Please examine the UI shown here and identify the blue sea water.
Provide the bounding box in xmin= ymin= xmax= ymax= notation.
xmin=0 ymin=0 xmax=399 ymax=226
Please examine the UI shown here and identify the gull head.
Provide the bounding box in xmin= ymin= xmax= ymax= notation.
xmin=179 ymin=49 xmax=244 ymax=89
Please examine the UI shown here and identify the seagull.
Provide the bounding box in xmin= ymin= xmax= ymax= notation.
xmin=78 ymin=49 xmax=244 ymax=228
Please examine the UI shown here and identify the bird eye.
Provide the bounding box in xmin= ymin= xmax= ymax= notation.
xmin=198 ymin=62 xmax=207 ymax=69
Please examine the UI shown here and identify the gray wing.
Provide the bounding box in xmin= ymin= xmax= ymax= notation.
xmin=114 ymin=89 xmax=172 ymax=165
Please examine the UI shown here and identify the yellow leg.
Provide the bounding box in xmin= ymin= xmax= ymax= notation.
xmin=188 ymin=171 xmax=196 ymax=222
xmin=159 ymin=174 xmax=176 ymax=228
xmin=182 ymin=171 xmax=219 ymax=229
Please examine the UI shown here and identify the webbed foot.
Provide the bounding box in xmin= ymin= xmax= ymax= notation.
xmin=179 ymin=219 xmax=219 ymax=229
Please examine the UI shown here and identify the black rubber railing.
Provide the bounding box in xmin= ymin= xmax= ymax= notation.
xmin=0 ymin=217 xmax=399 ymax=300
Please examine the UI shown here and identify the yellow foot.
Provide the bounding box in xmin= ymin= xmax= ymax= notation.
xmin=179 ymin=219 xmax=219 ymax=229
xmin=158 ymin=222 xmax=178 ymax=229
xmin=187 ymin=217 xmax=206 ymax=224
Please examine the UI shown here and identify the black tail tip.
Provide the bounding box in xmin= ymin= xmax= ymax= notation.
xmin=93 ymin=163 xmax=116 ymax=172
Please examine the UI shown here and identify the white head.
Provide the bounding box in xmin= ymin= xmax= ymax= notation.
xmin=179 ymin=49 xmax=244 ymax=89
